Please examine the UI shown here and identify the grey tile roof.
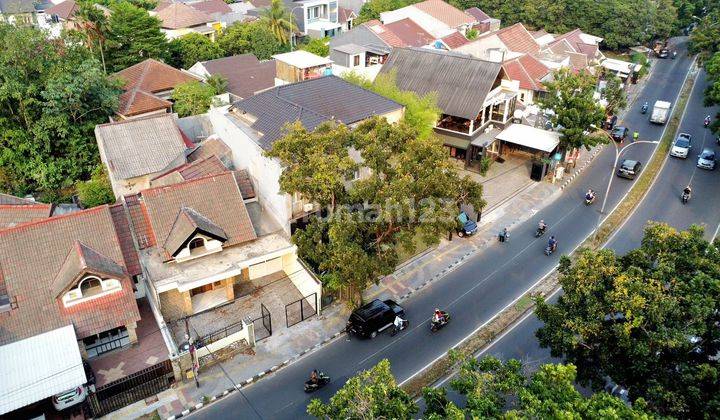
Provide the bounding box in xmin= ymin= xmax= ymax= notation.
xmin=231 ymin=75 xmax=402 ymax=150
xmin=95 ymin=114 xmax=188 ymax=180
xmin=380 ymin=47 xmax=502 ymax=120
xmin=0 ymin=0 xmax=35 ymax=14
xmin=200 ymin=55 xmax=276 ymax=99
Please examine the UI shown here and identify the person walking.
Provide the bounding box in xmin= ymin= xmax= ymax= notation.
xmin=499 ymin=227 xmax=509 ymax=242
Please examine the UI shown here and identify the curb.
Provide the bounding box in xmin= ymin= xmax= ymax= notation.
xmin=559 ymin=145 xmax=606 ymax=190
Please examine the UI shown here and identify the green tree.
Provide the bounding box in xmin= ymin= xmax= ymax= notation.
xmin=601 ymin=75 xmax=628 ymax=116
xmin=465 ymin=28 xmax=478 ymax=40
xmin=537 ymin=67 xmax=606 ymax=153
xmin=73 ymin=1 xmax=110 ymax=73
xmin=357 ymin=0 xmax=411 ymax=24
xmin=206 ymin=74 xmax=228 ymax=94
xmin=76 ymin=165 xmax=115 ymax=207
xmin=535 ymin=223 xmax=720 ymax=418
xmin=104 ymin=2 xmax=168 ymax=72
xmin=307 ymin=359 xmax=418 ymax=419
xmin=0 ymin=24 xmax=121 ymax=200
xmin=218 ymin=21 xmax=286 ymax=60
xmin=260 ymin=0 xmax=297 ymax=45
xmin=168 ymin=33 xmax=222 ymax=69
xmin=171 ymin=81 xmax=217 ymax=117
xmin=689 ymin=10 xmax=720 ymax=56
xmin=300 ymin=37 xmax=330 ymax=57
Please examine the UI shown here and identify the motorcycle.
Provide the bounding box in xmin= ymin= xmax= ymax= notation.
xmin=681 ymin=191 xmax=690 ymax=204
xmin=390 ymin=319 xmax=409 ymax=336
xmin=430 ymin=312 xmax=450 ymax=332
xmin=705 ymin=119 xmax=711 ymax=128
xmin=641 ymin=104 xmax=648 ymax=114
xmin=672 ymin=51 xmax=677 ymax=59
xmin=545 ymin=243 xmax=557 ymax=256
xmin=535 ymin=226 xmax=547 ymax=237
xmin=304 ymin=373 xmax=330 ymax=393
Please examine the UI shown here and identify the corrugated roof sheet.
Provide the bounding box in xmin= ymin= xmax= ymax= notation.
xmin=0 ymin=325 xmax=86 ymax=415
xmin=379 ymin=47 xmax=501 ymax=120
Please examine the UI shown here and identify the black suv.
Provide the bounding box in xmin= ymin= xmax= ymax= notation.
xmin=346 ymin=299 xmax=405 ymax=338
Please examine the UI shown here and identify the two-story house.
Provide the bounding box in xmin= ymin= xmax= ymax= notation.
xmin=289 ymin=0 xmax=355 ymax=39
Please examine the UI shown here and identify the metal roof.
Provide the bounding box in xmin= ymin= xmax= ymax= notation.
xmin=380 ymin=48 xmax=502 ymax=120
xmin=496 ymin=123 xmax=560 ymax=153
xmin=0 ymin=325 xmax=86 ymax=415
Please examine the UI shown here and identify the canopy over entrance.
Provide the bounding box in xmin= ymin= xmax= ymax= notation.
xmin=496 ymin=124 xmax=560 ymax=153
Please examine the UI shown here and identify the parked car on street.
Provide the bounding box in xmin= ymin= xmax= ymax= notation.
xmin=670 ymin=133 xmax=692 ymax=158
xmin=456 ymin=211 xmax=478 ymax=237
xmin=697 ymin=148 xmax=716 ymax=170
xmin=617 ymin=159 xmax=642 ymax=179
xmin=346 ymin=299 xmax=405 ymax=339
xmin=611 ymin=126 xmax=628 ymax=142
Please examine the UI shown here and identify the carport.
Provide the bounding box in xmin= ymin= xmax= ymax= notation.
xmin=494 ymin=124 xmax=560 ymax=156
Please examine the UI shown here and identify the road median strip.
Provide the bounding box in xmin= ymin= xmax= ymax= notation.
xmin=402 ymin=59 xmax=699 ymax=398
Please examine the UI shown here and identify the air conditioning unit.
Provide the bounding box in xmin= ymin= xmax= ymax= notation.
xmin=303 ymin=203 xmax=315 ymax=212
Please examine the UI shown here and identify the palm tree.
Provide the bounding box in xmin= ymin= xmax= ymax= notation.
xmin=76 ymin=2 xmax=109 ymax=73
xmin=260 ymin=0 xmax=297 ymax=46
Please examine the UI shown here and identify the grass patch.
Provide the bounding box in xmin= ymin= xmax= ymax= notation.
xmin=514 ymin=295 xmax=533 ymax=311
xmin=603 ymin=50 xmax=630 ymax=61
xmin=396 ymin=233 xmax=435 ymax=264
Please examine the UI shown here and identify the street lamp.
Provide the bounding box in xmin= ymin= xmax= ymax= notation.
xmin=594 ymin=137 xmax=659 ymax=239
xmin=289 ymin=6 xmax=303 ymax=51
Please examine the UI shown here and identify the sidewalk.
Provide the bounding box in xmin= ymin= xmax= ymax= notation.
xmin=104 ymin=60 xmax=655 ymax=420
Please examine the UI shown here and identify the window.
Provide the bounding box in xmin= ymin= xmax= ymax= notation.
xmin=189 ymin=237 xmax=205 ymax=251
xmin=353 ymin=54 xmax=360 ymax=67
xmin=80 ymin=277 xmax=103 ymax=297
xmin=62 ymin=275 xmax=122 ymax=306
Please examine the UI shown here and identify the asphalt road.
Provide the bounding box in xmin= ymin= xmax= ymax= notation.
xmin=190 ymin=39 xmax=695 ymax=420
xmin=424 ymin=50 xmax=720 ymax=412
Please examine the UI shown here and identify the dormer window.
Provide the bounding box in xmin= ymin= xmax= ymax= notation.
xmin=164 ymin=207 xmax=229 ymax=262
xmin=80 ymin=277 xmax=103 ymax=297
xmin=189 ymin=237 xmax=205 ymax=252
xmin=62 ymin=275 xmax=122 ymax=307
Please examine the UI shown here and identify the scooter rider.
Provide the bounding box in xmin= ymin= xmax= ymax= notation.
xmin=548 ymin=236 xmax=558 ymax=252
xmin=706 ymin=115 xmax=712 ymax=127
xmin=585 ymin=189 xmax=595 ymax=202
xmin=393 ymin=314 xmax=407 ymax=334
xmin=310 ymin=369 xmax=319 ymax=385
xmin=641 ymin=101 xmax=648 ymax=113
xmin=683 ymin=185 xmax=692 ymax=199
xmin=672 ymin=50 xmax=677 ymax=59
xmin=433 ymin=308 xmax=446 ymax=324
xmin=538 ymin=220 xmax=547 ymax=233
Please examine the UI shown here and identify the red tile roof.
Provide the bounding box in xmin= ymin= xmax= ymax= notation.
xmin=187 ymin=137 xmax=232 ymax=164
xmin=109 ymin=203 xmax=142 ymax=276
xmin=0 ymin=204 xmax=53 ymax=230
xmin=125 ymin=194 xmax=156 ymax=250
xmin=118 ymin=89 xmax=172 ymax=117
xmin=46 ymin=0 xmax=78 ymax=20
xmin=338 ymin=7 xmax=355 ymax=24
xmin=384 ymin=18 xmax=435 ymax=48
xmin=496 ymin=23 xmax=540 ymax=54
xmin=441 ymin=31 xmax=470 ymax=49
xmin=413 ymin=0 xmax=475 ymax=28
xmin=156 ymin=2 xmax=214 ymax=29
xmin=233 ymin=170 xmax=256 ymax=200
xmin=0 ymin=206 xmax=140 ymax=345
xmin=503 ymin=54 xmax=549 ymax=91
xmin=151 ymin=155 xmax=227 ymax=187
xmin=364 ymin=20 xmax=406 ymax=48
xmin=51 ymin=241 xmax=128 ymax=298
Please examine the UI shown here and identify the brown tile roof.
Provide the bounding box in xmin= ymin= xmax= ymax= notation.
xmin=125 ymin=194 xmax=156 ymax=250
xmin=139 ymin=172 xmax=256 ymax=260
xmin=464 ymin=7 xmax=489 ymax=22
xmin=413 ymin=0 xmax=475 ymax=27
xmin=199 ymin=55 xmax=276 ymax=99
xmin=118 ymin=89 xmax=172 ymax=117
xmin=95 ymin=113 xmax=188 ymax=180
xmin=338 ymin=7 xmax=355 ymax=24
xmin=0 ymin=204 xmax=53 ymax=229
xmin=190 ymin=0 xmax=232 ymax=15
xmin=109 ymin=203 xmax=142 ymax=276
xmin=550 ymin=29 xmax=600 ymax=59
xmin=503 ymin=53 xmax=549 ymax=91
xmin=364 ymin=20 xmax=406 ymax=48
xmin=496 ymin=23 xmax=540 ymax=54
xmin=0 ymin=206 xmax=140 ymax=345
xmin=384 ymin=18 xmax=435 ymax=48
xmin=163 ymin=206 xmax=228 ymax=256
xmin=441 ymin=31 xmax=470 ymax=49
xmin=233 ymin=170 xmax=256 ymax=200
xmin=156 ymin=2 xmax=213 ymax=29
xmin=151 ymin=155 xmax=227 ymax=187
xmin=51 ymin=241 xmax=127 ymax=298
xmin=0 ymin=193 xmax=35 ymax=205
xmin=115 ymin=58 xmax=200 ymax=95
xmin=567 ymin=51 xmax=589 ymax=71
xmin=46 ymin=0 xmax=78 ymax=20
xmin=187 ymin=137 xmax=232 ymax=164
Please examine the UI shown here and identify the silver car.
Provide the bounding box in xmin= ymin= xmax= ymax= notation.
xmin=670 ymin=133 xmax=691 ymax=158
xmin=697 ymin=148 xmax=716 ymax=170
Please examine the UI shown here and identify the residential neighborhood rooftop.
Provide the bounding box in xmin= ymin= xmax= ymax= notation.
xmin=272 ymin=50 xmax=333 ymax=69
xmin=155 ymin=1 xmax=214 ymax=29
xmin=193 ymin=54 xmax=276 ymax=99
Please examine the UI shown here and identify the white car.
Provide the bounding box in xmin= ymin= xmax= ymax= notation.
xmin=52 ymin=385 xmax=87 ymax=411
xmin=670 ymin=133 xmax=692 ymax=158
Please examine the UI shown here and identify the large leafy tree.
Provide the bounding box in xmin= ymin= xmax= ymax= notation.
xmin=0 ymin=24 xmax=120 ymax=200
xmin=260 ymin=0 xmax=296 ymax=45
xmin=537 ymin=67 xmax=607 ymax=153
xmin=356 ymin=0 xmax=414 ymax=24
xmin=168 ymin=32 xmax=223 ymax=69
xmin=171 ymin=81 xmax=217 ymax=117
xmin=218 ymin=21 xmax=286 ymax=60
xmin=601 ymin=75 xmax=628 ymax=116
xmin=300 ymin=37 xmax=330 ymax=57
xmin=307 ymin=359 xmax=418 ymax=419
xmin=104 ymin=2 xmax=169 ymax=72
xmin=689 ymin=9 xmax=720 ymax=57
xmin=535 ymin=223 xmax=720 ymax=418
xmin=270 ymin=116 xmax=484 ymax=303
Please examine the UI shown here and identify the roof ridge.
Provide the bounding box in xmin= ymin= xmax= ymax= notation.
xmin=140 ymin=170 xmax=235 ymax=196
xmin=0 ymin=205 xmax=109 ymax=236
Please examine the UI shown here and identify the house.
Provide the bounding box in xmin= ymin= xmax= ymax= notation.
xmin=288 ymin=0 xmax=355 ymax=39
xmin=456 ymin=22 xmax=541 ymax=61
xmin=95 ymin=113 xmax=193 ymax=198
xmin=0 ymin=0 xmax=37 ymax=25
xmin=153 ymin=1 xmax=220 ymax=41
xmin=187 ymin=54 xmax=277 ymax=101
xmin=272 ymin=50 xmax=333 ymax=84
xmin=0 ymin=204 xmax=146 ymax=415
xmin=380 ymin=0 xmax=476 ymax=39
xmin=0 ymin=193 xmax=54 ymax=229
xmin=208 ymin=75 xmax=403 ymax=233
xmin=113 ymin=58 xmax=201 ymax=120
xmin=379 ymin=47 xmax=519 ymax=170
xmin=45 ymin=0 xmax=111 ymax=33
xmin=502 ymin=53 xmax=550 ymax=104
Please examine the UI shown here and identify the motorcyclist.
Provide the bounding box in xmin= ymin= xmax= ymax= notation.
xmin=632 ymin=131 xmax=639 ymax=142
xmin=433 ymin=308 xmax=446 ymax=324
xmin=683 ymin=185 xmax=692 ymax=198
xmin=548 ymin=236 xmax=558 ymax=252
xmin=641 ymin=101 xmax=648 ymax=112
xmin=585 ymin=189 xmax=595 ymax=202
xmin=310 ymin=369 xmax=319 ymax=384
xmin=705 ymin=115 xmax=712 ymax=127
xmin=393 ymin=314 xmax=406 ymax=333
xmin=672 ymin=50 xmax=677 ymax=59
xmin=538 ymin=220 xmax=547 ymax=233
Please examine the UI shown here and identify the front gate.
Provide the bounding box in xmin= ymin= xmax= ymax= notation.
xmin=285 ymin=293 xmax=318 ymax=327
xmin=252 ymin=303 xmax=272 ymax=341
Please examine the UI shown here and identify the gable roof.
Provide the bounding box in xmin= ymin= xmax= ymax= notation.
xmin=379 ymin=47 xmax=502 ymax=120
xmin=0 ymin=0 xmax=35 ymax=14
xmin=139 ymin=172 xmax=256 ymax=259
xmin=187 ymin=137 xmax=232 ymax=163
xmin=199 ymin=55 xmax=276 ymax=99
xmin=338 ymin=6 xmax=355 ymax=23
xmin=412 ymin=0 xmax=475 ymax=27
xmin=163 ymin=206 xmax=228 ymax=256
xmin=231 ymin=75 xmax=402 ymax=149
xmin=95 ymin=113 xmax=188 ymax=180
xmin=156 ymin=2 xmax=213 ymax=29
xmin=0 ymin=193 xmax=35 ymax=205
xmin=118 ymin=89 xmax=173 ymax=117
xmin=115 ymin=58 xmax=200 ymax=94
xmin=51 ymin=241 xmax=127 ymax=298
xmin=495 ymin=23 xmax=540 ymax=54
xmin=0 ymin=204 xmax=53 ymax=230
xmin=464 ymin=7 xmax=489 ymax=22
xmin=0 ymin=206 xmax=141 ymax=345
xmin=383 ymin=18 xmax=435 ymax=47
xmin=189 ymin=0 xmax=232 ymax=15
xmin=440 ymin=31 xmax=470 ymax=49
xmin=151 ymin=155 xmax=227 ymax=187
xmin=45 ymin=0 xmax=77 ymax=20
xmin=364 ymin=19 xmax=405 ymax=48
xmin=503 ymin=53 xmax=549 ymax=91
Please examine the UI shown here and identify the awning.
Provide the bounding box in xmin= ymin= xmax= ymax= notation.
xmin=496 ymin=124 xmax=560 ymax=153
xmin=434 ymin=131 xmax=471 ymax=150
xmin=0 ymin=325 xmax=86 ymax=415
xmin=471 ymin=127 xmax=502 ymax=147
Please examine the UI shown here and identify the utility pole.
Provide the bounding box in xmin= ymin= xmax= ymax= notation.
xmin=185 ymin=317 xmax=200 ymax=388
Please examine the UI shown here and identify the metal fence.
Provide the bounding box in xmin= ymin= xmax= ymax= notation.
xmin=285 ymin=293 xmax=318 ymax=328
xmin=85 ymin=334 xmax=129 ymax=358
xmin=252 ymin=303 xmax=272 ymax=341
xmin=87 ymin=359 xmax=174 ymax=417
xmin=196 ymin=319 xmax=244 ymax=348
